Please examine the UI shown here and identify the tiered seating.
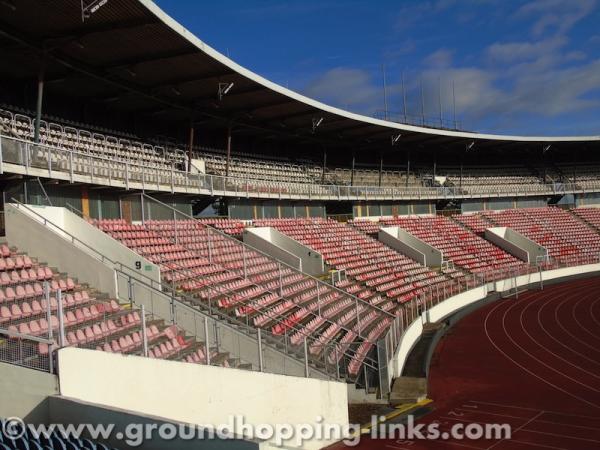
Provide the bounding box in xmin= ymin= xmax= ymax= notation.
xmin=326 ymin=167 xmax=421 ymax=187
xmin=8 ymin=107 xmax=600 ymax=196
xmin=0 ymin=242 xmax=212 ymax=368
xmin=452 ymin=213 xmax=493 ymax=234
xmin=348 ymin=219 xmax=380 ymax=235
xmin=442 ymin=166 xmax=545 ymax=195
xmin=560 ymin=164 xmax=600 ymax=189
xmin=0 ymin=109 xmax=183 ymax=170
xmin=571 ymin=207 xmax=600 ymax=230
xmin=0 ymin=418 xmax=119 ymax=450
xmin=481 ymin=207 xmax=600 ymax=261
xmin=202 ymin=152 xmax=319 ymax=184
xmin=380 ymin=216 xmax=528 ymax=278
xmin=253 ymin=218 xmax=451 ymax=308
xmin=94 ymin=219 xmax=385 ymax=376
xmin=196 ymin=218 xmax=246 ymax=237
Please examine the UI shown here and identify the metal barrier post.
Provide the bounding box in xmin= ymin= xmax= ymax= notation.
xmin=243 ymin=246 xmax=247 ymax=279
xmin=44 ymin=281 xmax=53 ymax=342
xmin=304 ymin=338 xmax=310 ymax=377
xmin=141 ymin=305 xmax=149 ymax=357
xmin=56 ymin=289 xmax=65 ymax=347
xmin=316 ymin=280 xmax=321 ymax=315
xmin=279 ymin=263 xmax=283 ymax=297
xmin=258 ymin=328 xmax=264 ymax=372
xmin=204 ymin=316 xmax=211 ymax=365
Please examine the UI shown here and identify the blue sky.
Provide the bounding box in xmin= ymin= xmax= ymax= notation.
xmin=154 ymin=0 xmax=600 ymax=136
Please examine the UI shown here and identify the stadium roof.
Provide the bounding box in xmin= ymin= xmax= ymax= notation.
xmin=0 ymin=0 xmax=599 ymax=153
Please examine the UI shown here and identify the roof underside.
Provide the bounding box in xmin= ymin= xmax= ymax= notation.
xmin=0 ymin=0 xmax=598 ymax=155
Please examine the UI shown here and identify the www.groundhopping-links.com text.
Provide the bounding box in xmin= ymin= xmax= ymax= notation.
xmin=2 ymin=415 xmax=512 ymax=447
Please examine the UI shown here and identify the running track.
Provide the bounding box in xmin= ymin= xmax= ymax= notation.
xmin=331 ymin=276 xmax=600 ymax=450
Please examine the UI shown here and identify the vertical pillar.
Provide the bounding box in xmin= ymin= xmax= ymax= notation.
xmin=225 ymin=124 xmax=232 ymax=177
xmin=379 ymin=151 xmax=384 ymax=187
xmin=81 ymin=186 xmax=90 ymax=218
xmin=34 ymin=56 xmax=46 ymax=144
xmin=406 ymin=151 xmax=411 ymax=188
xmin=321 ymin=148 xmax=327 ymax=184
xmin=350 ymin=151 xmax=356 ymax=186
xmin=187 ymin=118 xmax=195 ymax=173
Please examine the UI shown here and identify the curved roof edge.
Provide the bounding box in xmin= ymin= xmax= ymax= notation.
xmin=141 ymin=0 xmax=600 ymax=143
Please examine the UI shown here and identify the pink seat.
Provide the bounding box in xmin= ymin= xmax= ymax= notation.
xmin=21 ymin=302 xmax=32 ymax=317
xmin=33 ymin=283 xmax=43 ymax=296
xmin=10 ymin=303 xmax=22 ymax=319
xmin=31 ymin=300 xmax=42 ymax=314
xmin=76 ymin=329 xmax=86 ymax=343
xmin=67 ymin=331 xmax=78 ymax=345
xmin=15 ymin=285 xmax=26 ymax=300
xmin=84 ymin=327 xmax=94 ymax=341
xmin=24 ymin=284 xmax=35 ymax=298
xmin=18 ymin=322 xmax=31 ymax=335
xmin=4 ymin=287 xmax=15 ymax=301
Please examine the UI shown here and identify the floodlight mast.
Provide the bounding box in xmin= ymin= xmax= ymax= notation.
xmin=312 ymin=117 xmax=324 ymax=133
xmin=81 ymin=0 xmax=108 ymax=22
xmin=218 ymin=82 xmax=235 ymax=100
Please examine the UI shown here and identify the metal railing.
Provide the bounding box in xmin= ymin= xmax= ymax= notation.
xmin=13 ymin=200 xmax=379 ymax=384
xmin=0 ymin=133 xmax=597 ymax=202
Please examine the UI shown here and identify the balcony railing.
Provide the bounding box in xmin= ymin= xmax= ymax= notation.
xmin=1 ymin=134 xmax=597 ymax=202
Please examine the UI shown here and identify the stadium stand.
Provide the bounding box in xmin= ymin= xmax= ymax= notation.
xmin=463 ymin=207 xmax=600 ymax=262
xmin=253 ymin=218 xmax=457 ymax=306
xmin=441 ymin=166 xmax=548 ymax=195
xmin=376 ymin=216 xmax=529 ymax=278
xmin=0 ymin=239 xmax=229 ymax=369
xmin=571 ymin=207 xmax=600 ymax=230
xmin=6 ymin=107 xmax=595 ymax=196
xmin=92 ymin=218 xmax=392 ymax=376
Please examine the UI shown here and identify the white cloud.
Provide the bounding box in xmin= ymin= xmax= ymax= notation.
xmin=303 ymin=68 xmax=383 ymax=112
xmin=424 ymin=49 xmax=454 ymax=68
xmin=515 ymin=0 xmax=596 ymax=37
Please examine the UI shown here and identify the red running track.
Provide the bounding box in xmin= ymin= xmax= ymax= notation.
xmin=332 ymin=276 xmax=600 ymax=450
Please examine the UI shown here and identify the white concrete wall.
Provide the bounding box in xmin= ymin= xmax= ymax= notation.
xmin=379 ymin=226 xmax=442 ymax=267
xmin=0 ymin=362 xmax=58 ymax=423
xmin=5 ymin=204 xmax=118 ymax=297
xmin=58 ymin=348 xmax=349 ymax=450
xmin=244 ymin=227 xmax=324 ymax=276
xmin=14 ymin=205 xmax=161 ymax=291
xmin=485 ymin=227 xmax=547 ymax=263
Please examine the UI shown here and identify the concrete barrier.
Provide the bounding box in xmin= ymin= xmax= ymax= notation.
xmin=485 ymin=227 xmax=547 ymax=263
xmin=244 ymin=227 xmax=324 ymax=276
xmin=379 ymin=226 xmax=442 ymax=267
xmin=58 ymin=348 xmax=349 ymax=450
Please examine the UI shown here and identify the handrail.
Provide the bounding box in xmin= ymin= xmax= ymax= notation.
xmin=10 ymin=200 xmax=377 ymax=377
xmin=55 ymin=201 xmax=380 ymax=372
xmin=141 ymin=193 xmax=395 ymax=320
xmin=0 ymin=133 xmax=594 ymax=201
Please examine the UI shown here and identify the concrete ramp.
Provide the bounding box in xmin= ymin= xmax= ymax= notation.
xmin=243 ymin=227 xmax=325 ymax=276
xmin=379 ymin=226 xmax=443 ymax=267
xmin=485 ymin=227 xmax=548 ymax=263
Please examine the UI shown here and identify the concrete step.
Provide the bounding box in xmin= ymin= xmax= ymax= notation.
xmin=390 ymin=377 xmax=427 ymax=407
